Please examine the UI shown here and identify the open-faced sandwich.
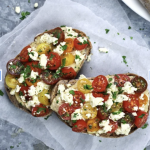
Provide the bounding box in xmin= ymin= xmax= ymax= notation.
xmin=5 ymin=26 xmax=92 ymax=117
xmin=51 ymin=73 xmax=149 ymax=137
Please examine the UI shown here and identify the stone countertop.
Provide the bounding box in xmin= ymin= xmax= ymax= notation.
xmin=0 ymin=0 xmax=150 ymax=149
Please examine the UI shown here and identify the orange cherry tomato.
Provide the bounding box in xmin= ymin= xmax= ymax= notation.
xmin=64 ymin=38 xmax=74 ymax=53
xmin=25 ymin=79 xmax=40 ymax=87
xmin=87 ymin=117 xmax=100 ymax=132
xmin=139 ymin=94 xmax=148 ymax=107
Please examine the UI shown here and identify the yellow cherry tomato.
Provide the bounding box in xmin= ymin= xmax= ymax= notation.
xmin=36 ymin=43 xmax=52 ymax=55
xmin=5 ymin=74 xmax=19 ymax=89
xmin=87 ymin=117 xmax=100 ymax=133
xmin=109 ymin=102 xmax=123 ymax=113
xmin=61 ymin=53 xmax=75 ymax=66
xmin=77 ymin=78 xmax=92 ymax=94
xmin=139 ymin=94 xmax=148 ymax=107
xmin=63 ymin=38 xmax=74 ymax=53
xmin=81 ymin=103 xmax=97 ymax=119
xmin=38 ymin=89 xmax=50 ymax=106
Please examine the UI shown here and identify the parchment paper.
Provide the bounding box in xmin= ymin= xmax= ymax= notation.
xmin=0 ymin=0 xmax=150 ymax=150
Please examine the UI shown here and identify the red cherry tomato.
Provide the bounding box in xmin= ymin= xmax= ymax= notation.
xmin=72 ymin=120 xmax=87 ymax=132
xmin=19 ymin=45 xmax=30 ymax=62
xmin=123 ymin=94 xmax=139 ymax=113
xmin=61 ymin=67 xmax=77 ymax=79
xmin=92 ymin=91 xmax=109 ymax=102
xmin=97 ymin=105 xmax=110 ymax=120
xmin=74 ymin=38 xmax=88 ymax=50
xmin=92 ymin=75 xmax=108 ymax=92
xmin=107 ymin=120 xmax=118 ymax=133
xmin=134 ymin=110 xmax=148 ymax=128
xmin=50 ymin=27 xmax=65 ymax=44
xmin=58 ymin=103 xmax=75 ymax=120
xmin=46 ymin=52 xmax=61 ymax=70
xmin=114 ymin=74 xmax=130 ymax=87
xmin=72 ymin=91 xmax=85 ymax=109
xmin=24 ymin=61 xmax=42 ymax=74
xmin=31 ymin=104 xmax=50 ymax=117
xmin=19 ymin=86 xmax=32 ymax=101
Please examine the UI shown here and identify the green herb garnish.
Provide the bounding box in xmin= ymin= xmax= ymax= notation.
xmin=69 ymin=90 xmax=75 ymax=95
xmin=108 ymin=78 xmax=112 ymax=82
xmin=128 ymin=26 xmax=131 ymax=29
xmin=107 ymin=83 xmax=112 ymax=88
xmin=20 ymin=11 xmax=30 ymax=20
xmin=49 ymin=54 xmax=55 ymax=60
xmin=141 ymin=123 xmax=148 ymax=129
xmin=139 ymin=114 xmax=145 ymax=118
xmin=75 ymin=55 xmax=81 ymax=60
xmin=105 ymin=29 xmax=109 ymax=34
xmin=0 ymin=90 xmax=4 ymax=96
xmin=37 ymin=107 xmax=46 ymax=113
xmin=44 ymin=115 xmax=51 ymax=120
xmin=83 ymin=84 xmax=93 ymax=90
xmin=122 ymin=56 xmax=127 ymax=64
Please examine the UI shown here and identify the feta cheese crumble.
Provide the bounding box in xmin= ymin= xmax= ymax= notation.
xmin=75 ymin=51 xmax=85 ymax=64
xmin=30 ymin=70 xmax=38 ymax=79
xmin=27 ymin=48 xmax=39 ymax=61
xmin=87 ymin=54 xmax=91 ymax=62
xmin=99 ymin=48 xmax=109 ymax=53
xmin=15 ymin=7 xmax=20 ymax=14
xmin=18 ymin=73 xmax=24 ymax=83
xmin=34 ymin=3 xmax=38 ymax=8
xmin=71 ymin=109 xmax=84 ymax=120
xmin=115 ymin=123 xmax=131 ymax=135
xmin=122 ymin=82 xmax=137 ymax=94
xmin=77 ymin=37 xmax=88 ymax=43
xmin=53 ymin=42 xmax=66 ymax=55
xmin=114 ymin=94 xmax=129 ymax=103
xmin=109 ymin=112 xmax=125 ymax=121
xmin=39 ymin=54 xmax=47 ymax=69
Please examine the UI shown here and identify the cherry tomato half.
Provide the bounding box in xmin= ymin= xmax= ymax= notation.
xmin=19 ymin=45 xmax=30 ymax=62
xmin=19 ymin=85 xmax=31 ymax=101
xmin=72 ymin=91 xmax=85 ymax=109
xmin=131 ymin=76 xmax=147 ymax=94
xmin=134 ymin=110 xmax=148 ymax=128
xmin=92 ymin=91 xmax=109 ymax=102
xmin=107 ymin=120 xmax=118 ymax=133
xmin=72 ymin=120 xmax=87 ymax=132
xmin=114 ymin=74 xmax=130 ymax=87
xmin=32 ymin=104 xmax=50 ymax=117
xmin=74 ymin=38 xmax=88 ymax=50
xmin=61 ymin=67 xmax=77 ymax=79
xmin=50 ymin=27 xmax=65 ymax=44
xmin=92 ymin=75 xmax=108 ymax=92
xmin=42 ymin=70 xmax=60 ymax=85
xmin=46 ymin=52 xmax=61 ymax=70
xmin=24 ymin=61 xmax=42 ymax=74
xmin=123 ymin=94 xmax=139 ymax=113
xmin=58 ymin=103 xmax=75 ymax=120
xmin=139 ymin=94 xmax=148 ymax=107
xmin=97 ymin=105 xmax=109 ymax=120
xmin=64 ymin=38 xmax=74 ymax=53
xmin=7 ymin=59 xmax=24 ymax=77
xmin=87 ymin=117 xmax=100 ymax=133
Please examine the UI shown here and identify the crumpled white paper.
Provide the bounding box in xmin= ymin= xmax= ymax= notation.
xmin=0 ymin=0 xmax=150 ymax=150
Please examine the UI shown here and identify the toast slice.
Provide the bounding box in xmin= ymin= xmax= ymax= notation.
xmin=5 ymin=26 xmax=92 ymax=117
xmin=50 ymin=73 xmax=149 ymax=137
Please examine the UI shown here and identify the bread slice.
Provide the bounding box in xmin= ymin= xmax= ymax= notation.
xmin=50 ymin=73 xmax=150 ymax=137
xmin=5 ymin=27 xmax=92 ymax=117
xmin=139 ymin=0 xmax=150 ymax=14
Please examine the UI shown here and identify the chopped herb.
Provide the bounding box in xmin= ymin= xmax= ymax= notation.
xmin=123 ymin=38 xmax=125 ymax=40
xmin=38 ymin=49 xmax=42 ymax=53
xmin=10 ymin=146 xmax=14 ymax=149
xmin=10 ymin=65 xmax=16 ymax=69
xmin=61 ymin=45 xmax=67 ymax=51
xmin=69 ymin=103 xmax=72 ymax=106
xmin=117 ymin=33 xmax=120 ymax=35
xmin=83 ymin=84 xmax=93 ymax=90
xmin=122 ymin=56 xmax=127 ymax=64
xmin=20 ymin=11 xmax=30 ymax=20
xmin=69 ymin=90 xmax=75 ymax=95
xmin=62 ymin=58 xmax=66 ymax=67
xmin=80 ymin=98 xmax=85 ymax=103
xmin=60 ymin=25 xmax=66 ymax=27
xmin=89 ymin=125 xmax=92 ymax=129
xmin=111 ymin=91 xmax=118 ymax=100
xmin=0 ymin=90 xmax=4 ymax=96
xmin=115 ymin=74 xmax=120 ymax=78
xmin=130 ymin=37 xmax=133 ymax=40
xmin=94 ymin=42 xmax=96 ymax=44
xmin=128 ymin=26 xmax=131 ymax=29
xmin=107 ymin=83 xmax=112 ymax=88
xmin=49 ymin=54 xmax=55 ymax=60
xmin=144 ymin=148 xmax=146 ymax=150
xmin=75 ymin=55 xmax=81 ymax=60
xmin=105 ymin=29 xmax=109 ymax=34
xmin=37 ymin=107 xmax=46 ymax=113
xmin=19 ymin=91 xmax=23 ymax=96
xmin=68 ymin=34 xmax=73 ymax=37
xmin=74 ymin=125 xmax=77 ymax=128
xmin=139 ymin=114 xmax=145 ymax=118
xmin=73 ymin=113 xmax=78 ymax=118
xmin=56 ymin=100 xmax=59 ymax=104
xmin=141 ymin=123 xmax=148 ymax=129
xmin=108 ymin=78 xmax=112 ymax=82
xmin=99 ymin=140 xmax=102 ymax=142
xmin=90 ymin=67 xmax=92 ymax=70
xmin=28 ymin=51 xmax=34 ymax=56
xmin=83 ymin=40 xmax=89 ymax=45
xmin=118 ymin=87 xmax=124 ymax=94
xmin=72 ymin=120 xmax=77 ymax=123
xmin=28 ymin=0 xmax=30 ymax=3
xmin=112 ymin=108 xmax=123 ymax=115
xmin=57 ymin=90 xmax=60 ymax=94
xmin=44 ymin=115 xmax=51 ymax=120
xmin=121 ymin=119 xmax=127 ymax=124
xmin=45 ymin=29 xmax=48 ymax=31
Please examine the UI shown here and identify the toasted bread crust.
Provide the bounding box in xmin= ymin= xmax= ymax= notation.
xmin=50 ymin=73 xmax=150 ymax=138
xmin=5 ymin=27 xmax=92 ymax=117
